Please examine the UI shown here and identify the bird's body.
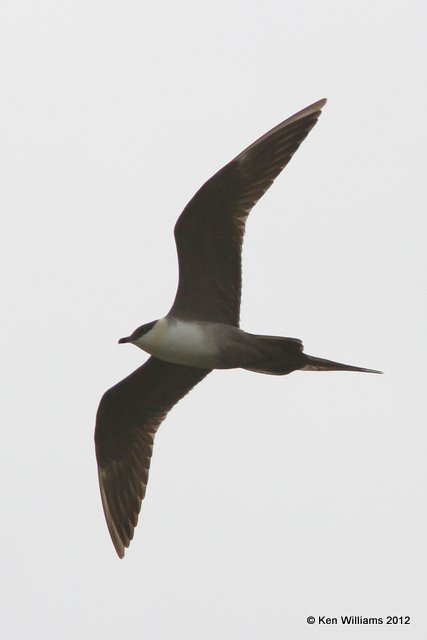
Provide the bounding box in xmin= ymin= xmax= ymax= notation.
xmin=95 ymin=99 xmax=381 ymax=558
xmin=122 ymin=317 xmax=378 ymax=374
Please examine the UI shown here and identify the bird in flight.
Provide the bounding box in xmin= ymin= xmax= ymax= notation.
xmin=95 ymin=99 xmax=381 ymax=558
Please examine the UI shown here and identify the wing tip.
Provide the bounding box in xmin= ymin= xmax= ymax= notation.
xmin=115 ymin=542 xmax=126 ymax=559
xmin=286 ymin=97 xmax=327 ymax=124
xmin=97 ymin=466 xmax=133 ymax=559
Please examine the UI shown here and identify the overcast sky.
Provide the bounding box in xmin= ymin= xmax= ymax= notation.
xmin=1 ymin=1 xmax=426 ymax=638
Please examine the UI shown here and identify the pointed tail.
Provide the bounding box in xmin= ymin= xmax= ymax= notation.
xmin=302 ymin=354 xmax=382 ymax=374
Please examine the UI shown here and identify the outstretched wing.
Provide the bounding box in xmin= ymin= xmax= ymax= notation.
xmin=169 ymin=99 xmax=327 ymax=326
xmin=95 ymin=357 xmax=210 ymax=558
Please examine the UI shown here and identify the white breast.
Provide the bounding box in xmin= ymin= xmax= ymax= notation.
xmin=134 ymin=318 xmax=222 ymax=368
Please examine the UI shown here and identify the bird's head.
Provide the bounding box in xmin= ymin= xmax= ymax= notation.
xmin=119 ymin=320 xmax=158 ymax=345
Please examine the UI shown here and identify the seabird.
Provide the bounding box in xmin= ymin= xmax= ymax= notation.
xmin=95 ymin=99 xmax=381 ymax=558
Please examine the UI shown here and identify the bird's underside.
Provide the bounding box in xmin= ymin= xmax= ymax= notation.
xmin=94 ymin=99 xmax=381 ymax=558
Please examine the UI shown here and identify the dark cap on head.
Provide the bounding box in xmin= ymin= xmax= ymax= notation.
xmin=118 ymin=320 xmax=157 ymax=345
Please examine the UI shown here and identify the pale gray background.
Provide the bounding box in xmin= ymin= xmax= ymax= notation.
xmin=1 ymin=0 xmax=426 ymax=638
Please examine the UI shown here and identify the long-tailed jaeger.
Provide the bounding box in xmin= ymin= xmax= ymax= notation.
xmin=95 ymin=99 xmax=381 ymax=558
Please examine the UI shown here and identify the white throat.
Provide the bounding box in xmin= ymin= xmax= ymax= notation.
xmin=134 ymin=317 xmax=221 ymax=368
